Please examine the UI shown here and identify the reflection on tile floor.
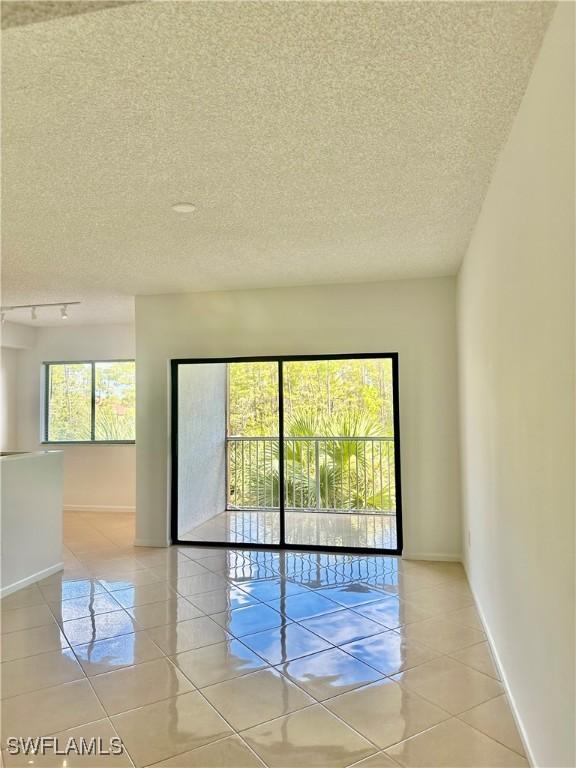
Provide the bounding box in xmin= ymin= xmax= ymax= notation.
xmin=0 ymin=512 xmax=527 ymax=767
xmin=181 ymin=509 xmax=397 ymax=550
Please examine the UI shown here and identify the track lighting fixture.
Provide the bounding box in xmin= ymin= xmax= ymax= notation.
xmin=0 ymin=301 xmax=81 ymax=323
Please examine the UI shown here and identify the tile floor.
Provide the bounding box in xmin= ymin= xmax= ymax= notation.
xmin=0 ymin=512 xmax=527 ymax=768
xmin=181 ymin=510 xmax=397 ymax=550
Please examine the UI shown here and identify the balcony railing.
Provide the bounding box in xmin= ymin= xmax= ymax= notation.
xmin=227 ymin=436 xmax=395 ymax=514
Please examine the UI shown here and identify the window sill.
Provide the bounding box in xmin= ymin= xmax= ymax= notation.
xmin=41 ymin=441 xmax=135 ymax=446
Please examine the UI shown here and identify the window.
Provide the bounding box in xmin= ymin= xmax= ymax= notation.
xmin=44 ymin=361 xmax=135 ymax=443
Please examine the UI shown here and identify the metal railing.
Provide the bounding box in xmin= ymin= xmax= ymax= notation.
xmin=227 ymin=436 xmax=395 ymax=513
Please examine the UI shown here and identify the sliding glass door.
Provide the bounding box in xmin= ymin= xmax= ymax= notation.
xmin=172 ymin=354 xmax=402 ymax=554
xmin=174 ymin=361 xmax=280 ymax=546
xmin=283 ymin=358 xmax=398 ymax=550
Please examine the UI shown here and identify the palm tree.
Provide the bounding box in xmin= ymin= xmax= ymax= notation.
xmin=231 ymin=409 xmax=395 ymax=512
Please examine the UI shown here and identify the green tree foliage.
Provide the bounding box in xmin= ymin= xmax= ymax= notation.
xmin=47 ymin=362 xmax=135 ymax=441
xmin=228 ymin=359 xmax=394 ymax=436
xmin=47 ymin=363 xmax=92 ymax=441
xmin=95 ymin=362 xmax=136 ymax=440
xmin=228 ymin=362 xmax=279 ymax=436
xmin=227 ymin=359 xmax=396 ymax=512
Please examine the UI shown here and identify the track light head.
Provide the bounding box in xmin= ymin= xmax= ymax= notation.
xmin=31 ymin=306 xmax=37 ymax=320
xmin=60 ymin=305 xmax=68 ymax=320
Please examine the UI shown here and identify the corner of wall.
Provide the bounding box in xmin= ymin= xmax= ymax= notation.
xmin=1 ymin=321 xmax=37 ymax=350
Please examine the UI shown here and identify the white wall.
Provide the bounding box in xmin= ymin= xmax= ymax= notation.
xmin=135 ymin=277 xmax=461 ymax=553
xmin=16 ymin=324 xmax=136 ymax=511
xmin=457 ymin=5 xmax=574 ymax=767
xmin=0 ymin=347 xmax=19 ymax=451
xmin=178 ymin=363 xmax=227 ymax=535
xmin=1 ymin=322 xmax=37 ymax=452
xmin=1 ymin=321 xmax=37 ymax=351
xmin=1 ymin=452 xmax=63 ymax=596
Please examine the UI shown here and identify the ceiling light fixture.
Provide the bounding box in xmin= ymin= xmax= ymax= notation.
xmin=1 ymin=312 xmax=5 ymax=324
xmin=172 ymin=202 xmax=196 ymax=214
xmin=0 ymin=301 xmax=81 ymax=323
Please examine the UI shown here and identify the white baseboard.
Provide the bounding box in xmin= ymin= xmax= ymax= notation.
xmin=64 ymin=505 xmax=135 ymax=514
xmin=464 ymin=569 xmax=534 ymax=766
xmin=401 ymin=551 xmax=462 ymax=562
xmin=134 ymin=538 xmax=169 ymax=548
xmin=1 ymin=562 xmax=64 ymax=598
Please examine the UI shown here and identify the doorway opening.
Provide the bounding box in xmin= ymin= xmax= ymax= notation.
xmin=171 ymin=354 xmax=402 ymax=555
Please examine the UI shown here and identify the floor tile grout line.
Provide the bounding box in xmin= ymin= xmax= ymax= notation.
xmin=278 ymin=611 xmax=443 ymax=680
xmin=0 ymin=618 xmax=60 ymax=637
xmin=68 ymin=623 xmax=169 ymax=677
xmin=105 ymin=714 xmax=137 ymax=768
xmin=416 ymin=651 xmax=504 ymax=683
xmin=44 ymin=597 xmax=126 ymax=627
xmin=386 ymin=665 xmax=504 ymax=717
xmin=380 ymin=716 xmax=529 ymax=764
xmin=387 ymin=628 xmax=487 ymax=656
xmin=454 ymin=710 xmax=528 ymax=758
xmin=0 ymin=638 xmax=75 ymax=664
xmin=87 ymin=658 xmax=202 ymax=718
xmin=346 ymin=748 xmax=403 ymax=768
xmin=445 ymin=646 xmax=502 ymax=681
xmin=275 ymin=653 xmax=456 ymax=733
xmin=165 ymin=654 xmax=381 ymax=758
xmin=140 ymin=732 xmax=267 ymax=768
xmin=0 ymin=648 xmax=89 ymax=702
xmin=381 ymin=718 xmax=463 ymax=759
xmin=170 ymin=672 xmax=283 ymax=767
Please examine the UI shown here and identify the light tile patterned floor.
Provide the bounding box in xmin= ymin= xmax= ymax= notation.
xmin=0 ymin=512 xmax=527 ymax=767
xmin=181 ymin=509 xmax=397 ymax=550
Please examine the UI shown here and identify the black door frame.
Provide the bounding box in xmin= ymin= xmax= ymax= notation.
xmin=170 ymin=353 xmax=403 ymax=556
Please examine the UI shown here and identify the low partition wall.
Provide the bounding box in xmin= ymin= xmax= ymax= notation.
xmin=1 ymin=451 xmax=64 ymax=596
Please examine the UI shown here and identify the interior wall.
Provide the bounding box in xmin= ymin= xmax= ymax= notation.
xmin=1 ymin=322 xmax=37 ymax=452
xmin=457 ymin=4 xmax=574 ymax=766
xmin=16 ymin=323 xmax=136 ymax=511
xmin=0 ymin=347 xmax=19 ymax=451
xmin=135 ymin=277 xmax=461 ymax=553
xmin=1 ymin=321 xmax=37 ymax=350
xmin=178 ymin=363 xmax=227 ymax=535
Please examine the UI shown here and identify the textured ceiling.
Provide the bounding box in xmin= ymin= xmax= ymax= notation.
xmin=1 ymin=1 xmax=141 ymax=30
xmin=2 ymin=1 xmax=554 ymax=325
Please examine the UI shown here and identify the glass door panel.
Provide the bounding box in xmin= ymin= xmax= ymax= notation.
xmin=177 ymin=360 xmax=280 ymax=546
xmin=282 ymin=357 xmax=398 ymax=550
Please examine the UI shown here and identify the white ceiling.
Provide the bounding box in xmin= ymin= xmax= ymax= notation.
xmin=2 ymin=1 xmax=554 ymax=325
xmin=1 ymin=1 xmax=140 ymax=29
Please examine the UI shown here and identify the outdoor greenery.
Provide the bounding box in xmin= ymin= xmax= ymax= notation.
xmin=228 ymin=359 xmax=394 ymax=436
xmin=228 ymin=359 xmax=396 ymax=512
xmin=95 ymin=362 xmax=136 ymax=440
xmin=47 ymin=361 xmax=135 ymax=442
